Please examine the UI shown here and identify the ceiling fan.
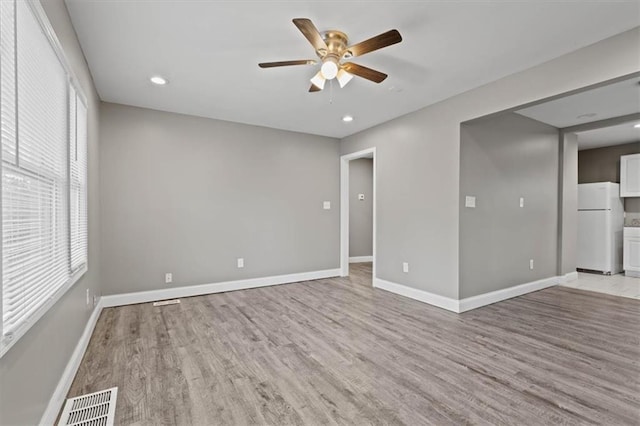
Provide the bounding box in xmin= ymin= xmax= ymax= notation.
xmin=258 ymin=18 xmax=402 ymax=92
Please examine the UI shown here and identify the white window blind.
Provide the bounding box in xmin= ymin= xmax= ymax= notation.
xmin=0 ymin=0 xmax=88 ymax=356
xmin=0 ymin=0 xmax=16 ymax=166
xmin=70 ymin=88 xmax=88 ymax=272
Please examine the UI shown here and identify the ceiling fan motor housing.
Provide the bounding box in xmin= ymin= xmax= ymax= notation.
xmin=319 ymin=30 xmax=351 ymax=59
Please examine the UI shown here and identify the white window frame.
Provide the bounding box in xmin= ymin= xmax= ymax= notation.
xmin=0 ymin=0 xmax=89 ymax=358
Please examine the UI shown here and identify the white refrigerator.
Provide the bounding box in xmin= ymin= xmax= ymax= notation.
xmin=577 ymin=182 xmax=624 ymax=274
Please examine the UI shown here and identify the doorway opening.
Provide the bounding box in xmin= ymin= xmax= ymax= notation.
xmin=340 ymin=148 xmax=376 ymax=282
xmin=512 ymin=74 xmax=639 ymax=299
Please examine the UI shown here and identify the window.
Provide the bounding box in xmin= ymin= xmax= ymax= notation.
xmin=69 ymin=86 xmax=88 ymax=272
xmin=0 ymin=0 xmax=88 ymax=357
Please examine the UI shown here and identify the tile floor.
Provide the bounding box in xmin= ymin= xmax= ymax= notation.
xmin=560 ymin=271 xmax=640 ymax=299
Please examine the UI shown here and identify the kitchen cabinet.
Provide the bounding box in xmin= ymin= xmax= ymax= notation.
xmin=620 ymin=153 xmax=640 ymax=197
xmin=623 ymin=227 xmax=640 ymax=277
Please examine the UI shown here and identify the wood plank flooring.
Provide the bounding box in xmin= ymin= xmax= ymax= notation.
xmin=68 ymin=263 xmax=640 ymax=425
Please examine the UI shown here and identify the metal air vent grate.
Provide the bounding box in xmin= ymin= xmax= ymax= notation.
xmin=58 ymin=387 xmax=117 ymax=426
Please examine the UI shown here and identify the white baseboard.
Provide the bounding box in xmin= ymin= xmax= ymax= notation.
xmin=558 ymin=271 xmax=579 ymax=284
xmin=40 ymin=298 xmax=104 ymax=426
xmin=374 ymin=275 xmax=561 ymax=313
xmin=102 ymin=268 xmax=341 ymax=308
xmin=373 ymin=278 xmax=459 ymax=313
xmin=349 ymin=256 xmax=373 ymax=263
xmin=458 ymin=275 xmax=558 ymax=312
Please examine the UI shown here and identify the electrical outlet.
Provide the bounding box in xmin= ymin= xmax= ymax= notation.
xmin=86 ymin=289 xmax=90 ymax=306
xmin=358 ymin=193 xmax=365 ymax=200
xmin=93 ymin=295 xmax=98 ymax=308
xmin=529 ymin=259 xmax=534 ymax=270
xmin=465 ymin=196 xmax=476 ymax=208
xmin=323 ymin=201 xmax=331 ymax=210
xmin=402 ymin=262 xmax=409 ymax=273
xmin=165 ymin=273 xmax=173 ymax=283
xmin=237 ymin=258 xmax=244 ymax=268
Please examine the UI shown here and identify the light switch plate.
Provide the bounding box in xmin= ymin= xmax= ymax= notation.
xmin=402 ymin=262 xmax=409 ymax=273
xmin=519 ymin=197 xmax=525 ymax=208
xmin=323 ymin=201 xmax=331 ymax=210
xmin=465 ymin=196 xmax=476 ymax=208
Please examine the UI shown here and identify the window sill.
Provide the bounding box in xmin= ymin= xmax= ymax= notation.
xmin=0 ymin=263 xmax=88 ymax=359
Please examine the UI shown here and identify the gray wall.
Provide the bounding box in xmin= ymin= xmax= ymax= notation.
xmin=100 ymin=103 xmax=340 ymax=295
xmin=459 ymin=113 xmax=559 ymax=298
xmin=0 ymin=0 xmax=101 ymax=424
xmin=349 ymin=159 xmax=373 ymax=258
xmin=578 ymin=141 xmax=640 ymax=213
xmin=340 ymin=28 xmax=639 ymax=299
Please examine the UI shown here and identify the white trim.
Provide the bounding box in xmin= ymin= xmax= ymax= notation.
xmin=1 ymin=0 xmax=90 ymax=359
xmin=458 ymin=276 xmax=559 ymax=312
xmin=558 ymin=271 xmax=579 ymax=284
xmin=101 ymin=269 xmax=341 ymax=308
xmin=40 ymin=297 xmax=103 ymax=426
xmin=349 ymin=256 xmax=373 ymax=263
xmin=0 ymin=265 xmax=87 ymax=358
xmin=340 ymin=148 xmax=376 ymax=279
xmin=373 ymin=275 xmax=562 ymax=313
xmin=26 ymin=0 xmax=87 ymax=105
xmin=373 ymin=278 xmax=460 ymax=313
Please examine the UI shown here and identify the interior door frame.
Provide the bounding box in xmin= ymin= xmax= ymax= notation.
xmin=340 ymin=147 xmax=376 ymax=280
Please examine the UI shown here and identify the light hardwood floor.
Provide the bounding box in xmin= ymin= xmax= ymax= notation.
xmin=68 ymin=263 xmax=640 ymax=425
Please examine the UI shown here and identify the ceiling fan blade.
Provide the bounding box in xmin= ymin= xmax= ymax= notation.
xmin=347 ymin=29 xmax=402 ymax=57
xmin=292 ymin=18 xmax=328 ymax=52
xmin=309 ymin=84 xmax=322 ymax=92
xmin=342 ymin=63 xmax=387 ymax=83
xmin=258 ymin=60 xmax=316 ymax=68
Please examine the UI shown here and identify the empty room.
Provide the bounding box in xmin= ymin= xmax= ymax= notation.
xmin=1 ymin=0 xmax=639 ymax=425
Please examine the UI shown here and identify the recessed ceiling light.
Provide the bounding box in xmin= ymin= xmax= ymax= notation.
xmin=342 ymin=115 xmax=354 ymax=123
xmin=150 ymin=76 xmax=167 ymax=85
xmin=634 ymin=123 xmax=640 ymax=128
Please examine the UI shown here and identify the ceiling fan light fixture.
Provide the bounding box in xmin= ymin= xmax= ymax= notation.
xmin=320 ymin=57 xmax=339 ymax=80
xmin=310 ymin=71 xmax=326 ymax=90
xmin=337 ymin=69 xmax=353 ymax=88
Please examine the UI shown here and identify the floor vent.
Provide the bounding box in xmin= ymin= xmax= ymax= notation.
xmin=153 ymin=299 xmax=181 ymax=306
xmin=58 ymin=387 xmax=117 ymax=426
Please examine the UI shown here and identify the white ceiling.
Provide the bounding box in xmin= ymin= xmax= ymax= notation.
xmin=575 ymin=121 xmax=640 ymax=151
xmin=516 ymin=77 xmax=640 ymax=128
xmin=515 ymin=75 xmax=640 ymax=150
xmin=64 ymin=0 xmax=640 ymax=139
